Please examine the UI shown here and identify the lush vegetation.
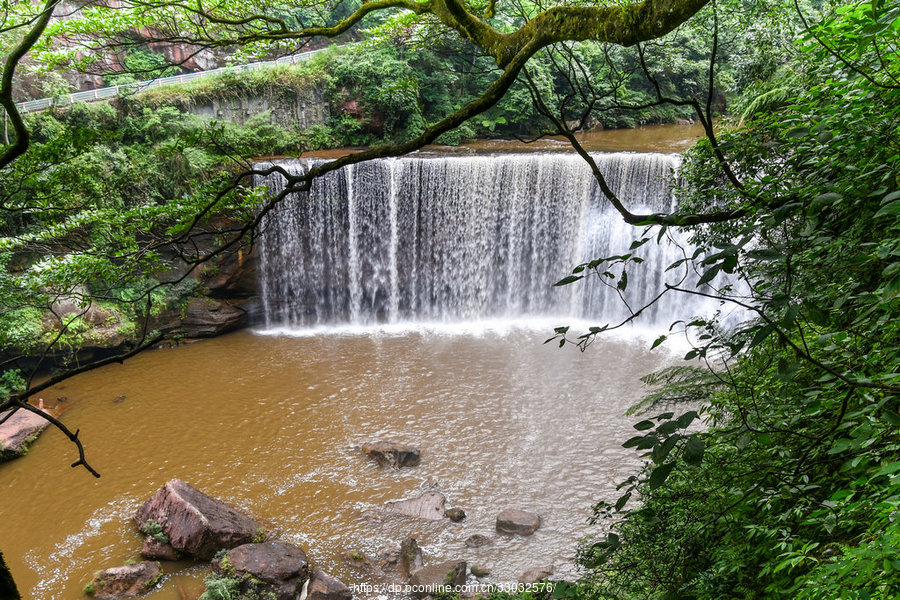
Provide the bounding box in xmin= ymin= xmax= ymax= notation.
xmin=544 ymin=1 xmax=900 ymax=598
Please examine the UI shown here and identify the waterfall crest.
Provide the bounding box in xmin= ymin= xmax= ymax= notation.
xmin=256 ymin=152 xmax=702 ymax=329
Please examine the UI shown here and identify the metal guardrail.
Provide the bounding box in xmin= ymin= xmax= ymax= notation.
xmin=11 ymin=47 xmax=328 ymax=115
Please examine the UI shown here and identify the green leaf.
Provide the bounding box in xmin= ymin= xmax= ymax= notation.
xmin=697 ymin=265 xmax=721 ymax=285
xmin=623 ymin=435 xmax=645 ymax=448
xmin=683 ymin=434 xmax=705 ymax=466
xmin=648 ymin=462 xmax=675 ymax=490
xmin=812 ymin=192 xmax=842 ymax=205
xmin=676 ymin=411 xmax=699 ymax=428
xmin=749 ymin=323 xmax=777 ymax=347
xmin=875 ymin=200 xmax=900 ymax=218
xmin=657 ymin=420 xmax=679 ymax=436
xmin=650 ymin=335 xmax=667 ymax=349
xmin=746 ymin=248 xmax=782 ymax=261
xmin=554 ymin=275 xmax=583 ymax=286
xmin=881 ymin=190 xmax=900 ymax=204
xmin=634 ymin=420 xmax=655 ymax=431
xmin=614 ymin=491 xmax=632 ymax=511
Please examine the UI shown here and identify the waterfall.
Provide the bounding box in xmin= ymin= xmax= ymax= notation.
xmin=256 ymin=152 xmax=710 ymax=330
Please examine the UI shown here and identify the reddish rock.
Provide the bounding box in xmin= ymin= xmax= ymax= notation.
xmin=0 ymin=408 xmax=51 ymax=461
xmin=385 ymin=491 xmax=447 ymax=520
xmin=179 ymin=298 xmax=247 ymax=337
xmin=87 ymin=561 xmax=161 ymax=599
xmin=496 ymin=509 xmax=541 ymax=536
xmin=203 ymin=246 xmax=260 ymax=298
xmin=361 ymin=441 xmax=421 ymax=468
xmin=213 ymin=540 xmax=309 ymax=600
xmin=134 ymin=479 xmax=261 ymax=560
xmin=307 ymin=568 xmax=352 ymax=600
xmin=408 ymin=561 xmax=466 ymax=598
xmin=140 ymin=537 xmax=179 ymax=561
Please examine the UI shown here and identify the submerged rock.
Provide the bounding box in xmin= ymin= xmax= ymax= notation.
xmin=471 ymin=565 xmax=491 ymax=577
xmin=212 ymin=540 xmax=309 ymax=600
xmin=496 ymin=509 xmax=541 ymax=536
xmin=307 ymin=568 xmax=352 ymax=600
xmin=385 ymin=491 xmax=448 ymax=520
xmin=409 ymin=561 xmax=467 ymax=598
xmin=464 ymin=534 xmax=493 ymax=548
xmin=519 ymin=565 xmax=554 ymax=583
xmin=86 ymin=561 xmax=162 ymax=599
xmin=361 ymin=441 xmax=421 ymax=468
xmin=134 ymin=479 xmax=262 ymax=560
xmin=0 ymin=408 xmax=51 ymax=461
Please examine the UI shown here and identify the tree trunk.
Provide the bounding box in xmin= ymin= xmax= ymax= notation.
xmin=0 ymin=551 xmax=21 ymax=600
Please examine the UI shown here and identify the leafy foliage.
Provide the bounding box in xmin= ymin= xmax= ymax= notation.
xmin=568 ymin=1 xmax=900 ymax=598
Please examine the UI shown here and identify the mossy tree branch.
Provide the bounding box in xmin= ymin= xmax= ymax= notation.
xmin=0 ymin=0 xmax=59 ymax=170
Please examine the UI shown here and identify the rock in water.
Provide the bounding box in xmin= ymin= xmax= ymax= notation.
xmin=444 ymin=507 xmax=466 ymax=522
xmin=385 ymin=491 xmax=447 ymax=520
xmin=134 ymin=479 xmax=261 ymax=560
xmin=86 ymin=562 xmax=161 ymax=599
xmin=361 ymin=441 xmax=421 ymax=468
xmin=400 ymin=538 xmax=424 ymax=578
xmin=471 ymin=565 xmax=491 ymax=577
xmin=0 ymin=408 xmax=50 ymax=461
xmin=307 ymin=568 xmax=352 ymax=600
xmin=140 ymin=537 xmax=180 ymax=561
xmin=464 ymin=534 xmax=493 ymax=548
xmin=408 ymin=561 xmax=466 ymax=598
xmin=519 ymin=565 xmax=554 ymax=583
xmin=496 ymin=509 xmax=541 ymax=536
xmin=212 ymin=541 xmax=310 ymax=600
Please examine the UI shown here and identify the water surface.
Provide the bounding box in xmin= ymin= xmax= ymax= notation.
xmin=0 ymin=326 xmax=669 ymax=599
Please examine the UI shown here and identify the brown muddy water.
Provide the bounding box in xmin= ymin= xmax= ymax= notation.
xmin=0 ymin=325 xmax=675 ymax=599
xmin=291 ymin=123 xmax=706 ymax=160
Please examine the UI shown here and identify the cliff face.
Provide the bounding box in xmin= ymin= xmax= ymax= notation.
xmin=187 ymin=87 xmax=329 ymax=130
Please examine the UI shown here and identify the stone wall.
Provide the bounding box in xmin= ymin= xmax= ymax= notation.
xmin=188 ymin=87 xmax=329 ymax=129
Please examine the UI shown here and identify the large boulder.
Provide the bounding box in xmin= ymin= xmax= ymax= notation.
xmin=408 ymin=561 xmax=467 ymax=598
xmin=307 ymin=568 xmax=352 ymax=600
xmin=385 ymin=491 xmax=447 ymax=520
xmin=152 ymin=298 xmax=247 ymax=339
xmin=86 ymin=562 xmax=162 ymax=599
xmin=179 ymin=298 xmax=247 ymax=337
xmin=212 ymin=540 xmax=310 ymax=600
xmin=0 ymin=408 xmax=51 ymax=461
xmin=134 ymin=479 xmax=262 ymax=560
xmin=496 ymin=509 xmax=541 ymax=536
xmin=361 ymin=441 xmax=421 ymax=468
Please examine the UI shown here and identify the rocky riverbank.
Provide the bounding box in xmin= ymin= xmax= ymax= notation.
xmin=87 ymin=450 xmax=554 ymax=600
